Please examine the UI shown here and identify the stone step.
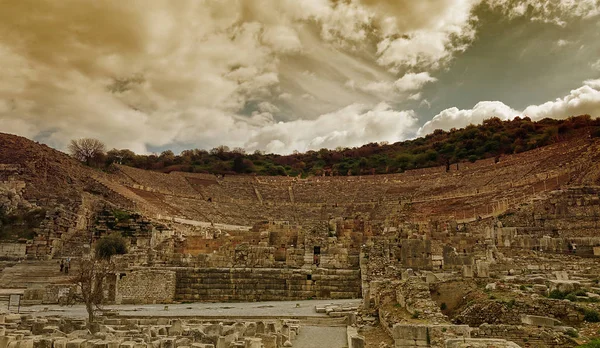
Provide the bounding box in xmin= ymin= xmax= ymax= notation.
xmin=0 ymin=260 xmax=76 ymax=289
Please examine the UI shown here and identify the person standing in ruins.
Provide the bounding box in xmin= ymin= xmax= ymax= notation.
xmin=60 ymin=259 xmax=64 ymax=273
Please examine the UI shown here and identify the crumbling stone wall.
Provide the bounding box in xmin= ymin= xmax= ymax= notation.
xmin=0 ymin=242 xmax=26 ymax=259
xmin=454 ymin=298 xmax=583 ymax=327
xmin=471 ymin=324 xmax=576 ymax=347
xmin=116 ymin=269 xmax=176 ymax=304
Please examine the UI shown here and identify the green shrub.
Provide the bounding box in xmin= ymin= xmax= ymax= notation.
xmin=95 ymin=233 xmax=128 ymax=260
xmin=584 ymin=310 xmax=600 ymax=323
xmin=112 ymin=209 xmax=131 ymax=222
xmin=566 ymin=294 xmax=578 ymax=302
xmin=565 ymin=329 xmax=579 ymax=338
xmin=440 ymin=302 xmax=447 ymax=311
xmin=412 ymin=311 xmax=421 ymax=319
xmin=549 ymin=289 xmax=568 ymax=300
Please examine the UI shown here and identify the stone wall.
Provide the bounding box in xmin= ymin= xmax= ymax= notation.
xmin=0 ymin=242 xmax=27 ymax=259
xmin=175 ymin=267 xmax=361 ymax=302
xmin=391 ymin=324 xmax=471 ymax=348
xmin=116 ymin=269 xmax=176 ymax=304
xmin=471 ymin=324 xmax=576 ymax=348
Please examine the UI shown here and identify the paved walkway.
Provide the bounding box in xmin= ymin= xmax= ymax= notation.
xmin=22 ymin=299 xmax=361 ymax=319
xmin=294 ymin=326 xmax=347 ymax=348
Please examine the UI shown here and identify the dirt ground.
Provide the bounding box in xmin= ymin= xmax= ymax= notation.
xmin=360 ymin=324 xmax=394 ymax=348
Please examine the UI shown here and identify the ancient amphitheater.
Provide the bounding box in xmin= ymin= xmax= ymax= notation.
xmin=1 ymin=133 xmax=600 ymax=348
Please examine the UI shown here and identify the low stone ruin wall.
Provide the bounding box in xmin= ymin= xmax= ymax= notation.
xmin=116 ymin=269 xmax=176 ymax=304
xmin=0 ymin=243 xmax=26 ymax=259
xmin=471 ymin=324 xmax=576 ymax=347
xmin=175 ymin=267 xmax=361 ymax=302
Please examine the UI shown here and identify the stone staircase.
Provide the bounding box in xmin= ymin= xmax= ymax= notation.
xmin=0 ymin=259 xmax=73 ymax=289
xmin=56 ymin=230 xmax=91 ymax=258
xmin=93 ymin=176 xmax=162 ymax=217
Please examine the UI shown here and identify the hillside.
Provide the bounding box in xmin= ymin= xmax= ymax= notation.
xmin=1 ymin=127 xmax=600 ymax=260
xmin=105 ymin=115 xmax=600 ymax=176
xmin=0 ymin=133 xmax=97 ymax=202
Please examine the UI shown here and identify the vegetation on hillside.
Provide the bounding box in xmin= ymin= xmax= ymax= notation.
xmin=94 ymin=233 xmax=128 ymax=260
xmin=78 ymin=115 xmax=600 ymax=176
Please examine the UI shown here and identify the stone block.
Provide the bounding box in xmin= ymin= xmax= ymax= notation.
xmin=53 ymin=339 xmax=67 ymax=348
xmin=462 ymin=265 xmax=474 ymax=278
xmin=32 ymin=339 xmax=52 ymax=348
xmin=0 ymin=337 xmax=15 ymax=348
xmin=168 ymin=320 xmax=183 ymax=337
xmin=350 ymin=335 xmax=365 ymax=348
xmin=549 ymin=280 xmax=580 ymax=292
xmin=520 ymin=315 xmax=561 ymax=327
xmin=67 ymin=339 xmax=87 ymax=348
xmin=445 ymin=338 xmax=521 ymax=347
xmin=92 ymin=341 xmax=109 ymax=348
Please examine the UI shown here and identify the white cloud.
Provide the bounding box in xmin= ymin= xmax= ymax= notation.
xmin=591 ymin=59 xmax=600 ymax=72
xmin=262 ymin=25 xmax=303 ymax=53
xmin=408 ymin=93 xmax=422 ymax=101
xmin=372 ymin=0 xmax=480 ymax=70
xmin=522 ymin=80 xmax=600 ymax=119
xmin=488 ymin=0 xmax=600 ymax=26
xmin=394 ymin=73 xmax=438 ymax=92
xmin=348 ymin=72 xmax=437 ymax=100
xmin=418 ymin=101 xmax=519 ymax=136
xmin=418 ymin=79 xmax=600 ymax=136
xmin=584 ymin=79 xmax=600 ymax=89
xmin=245 ymin=103 xmax=418 ymax=154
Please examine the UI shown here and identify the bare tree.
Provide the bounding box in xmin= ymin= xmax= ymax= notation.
xmin=68 ymin=138 xmax=106 ymax=166
xmin=66 ymin=258 xmax=115 ymax=324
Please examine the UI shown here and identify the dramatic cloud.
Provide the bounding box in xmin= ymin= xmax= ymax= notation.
xmin=0 ymin=0 xmax=598 ymax=154
xmin=418 ymin=79 xmax=600 ymax=136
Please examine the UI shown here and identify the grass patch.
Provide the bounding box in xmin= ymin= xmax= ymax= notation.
xmin=578 ymin=339 xmax=600 ymax=348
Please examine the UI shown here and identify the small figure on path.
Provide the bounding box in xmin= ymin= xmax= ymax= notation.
xmin=60 ymin=259 xmax=64 ymax=273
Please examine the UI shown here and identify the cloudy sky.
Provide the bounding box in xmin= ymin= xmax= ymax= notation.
xmin=1 ymin=0 xmax=599 ymax=155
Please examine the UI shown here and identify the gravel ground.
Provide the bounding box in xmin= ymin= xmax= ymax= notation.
xmin=21 ymin=299 xmax=362 ymax=319
xmin=293 ymin=326 xmax=347 ymax=348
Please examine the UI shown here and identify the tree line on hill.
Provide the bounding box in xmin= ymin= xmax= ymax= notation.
xmin=70 ymin=115 xmax=600 ymax=177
